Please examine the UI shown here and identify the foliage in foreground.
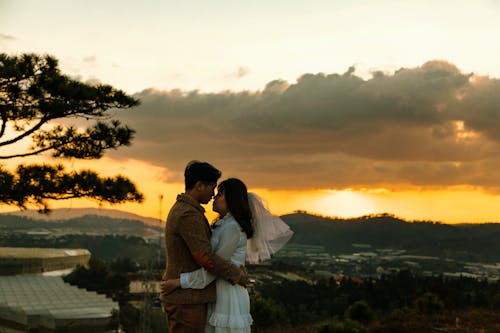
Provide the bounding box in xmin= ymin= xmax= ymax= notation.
xmin=250 ymin=269 xmax=500 ymax=332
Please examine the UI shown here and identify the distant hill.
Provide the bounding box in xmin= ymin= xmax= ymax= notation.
xmin=2 ymin=208 xmax=499 ymax=262
xmin=1 ymin=207 xmax=161 ymax=226
xmin=280 ymin=212 xmax=500 ymax=262
xmin=0 ymin=209 xmax=162 ymax=239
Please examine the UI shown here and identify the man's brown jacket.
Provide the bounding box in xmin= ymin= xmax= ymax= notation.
xmin=162 ymin=193 xmax=242 ymax=304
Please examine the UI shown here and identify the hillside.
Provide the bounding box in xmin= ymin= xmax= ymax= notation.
xmin=281 ymin=212 xmax=500 ymax=262
xmin=0 ymin=213 xmax=162 ymax=239
xmin=1 ymin=208 xmax=499 ymax=262
xmin=0 ymin=207 xmax=161 ymax=226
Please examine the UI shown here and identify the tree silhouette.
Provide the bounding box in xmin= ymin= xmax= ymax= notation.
xmin=413 ymin=292 xmax=444 ymax=315
xmin=345 ymin=300 xmax=375 ymax=325
xmin=64 ymin=256 xmax=130 ymax=302
xmin=0 ymin=53 xmax=143 ymax=211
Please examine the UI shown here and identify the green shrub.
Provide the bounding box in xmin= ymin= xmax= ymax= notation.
xmin=250 ymin=292 xmax=290 ymax=328
xmin=317 ymin=319 xmax=367 ymax=333
xmin=345 ymin=300 xmax=375 ymax=324
xmin=413 ymin=292 xmax=444 ymax=315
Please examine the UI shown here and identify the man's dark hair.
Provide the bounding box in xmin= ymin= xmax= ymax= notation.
xmin=184 ymin=161 xmax=222 ymax=190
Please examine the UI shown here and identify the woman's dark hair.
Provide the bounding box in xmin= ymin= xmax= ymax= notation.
xmin=184 ymin=160 xmax=221 ymax=190
xmin=218 ymin=178 xmax=253 ymax=239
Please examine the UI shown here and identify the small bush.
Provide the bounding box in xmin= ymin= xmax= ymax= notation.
xmin=316 ymin=319 xmax=367 ymax=333
xmin=250 ymin=292 xmax=290 ymax=329
xmin=413 ymin=292 xmax=444 ymax=315
xmin=345 ymin=300 xmax=375 ymax=324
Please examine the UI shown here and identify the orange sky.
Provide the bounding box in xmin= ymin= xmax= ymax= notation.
xmin=2 ymin=157 xmax=498 ymax=224
xmin=3 ymin=1 xmax=500 ymax=224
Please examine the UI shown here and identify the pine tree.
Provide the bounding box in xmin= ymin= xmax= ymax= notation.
xmin=0 ymin=53 xmax=143 ymax=211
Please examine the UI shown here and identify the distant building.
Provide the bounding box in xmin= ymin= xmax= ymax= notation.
xmin=354 ymin=252 xmax=378 ymax=258
xmin=0 ymin=247 xmax=116 ymax=333
xmin=0 ymin=247 xmax=90 ymax=275
xmin=352 ymin=243 xmax=372 ymax=249
xmin=25 ymin=231 xmax=52 ymax=236
xmin=129 ymin=280 xmax=162 ymax=294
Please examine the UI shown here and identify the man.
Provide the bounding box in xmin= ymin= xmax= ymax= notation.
xmin=160 ymin=161 xmax=245 ymax=333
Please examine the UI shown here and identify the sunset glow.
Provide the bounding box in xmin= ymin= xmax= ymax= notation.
xmin=2 ymin=1 xmax=500 ymax=223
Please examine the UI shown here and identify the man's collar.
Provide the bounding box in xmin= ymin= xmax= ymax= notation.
xmin=177 ymin=193 xmax=205 ymax=213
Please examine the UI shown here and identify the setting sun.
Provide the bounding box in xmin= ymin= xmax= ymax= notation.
xmin=314 ymin=190 xmax=377 ymax=218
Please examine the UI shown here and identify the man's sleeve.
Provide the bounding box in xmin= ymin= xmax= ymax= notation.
xmin=178 ymin=213 xmax=242 ymax=284
xmin=180 ymin=223 xmax=242 ymax=289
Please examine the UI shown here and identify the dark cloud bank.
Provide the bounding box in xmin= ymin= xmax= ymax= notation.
xmin=111 ymin=61 xmax=500 ymax=191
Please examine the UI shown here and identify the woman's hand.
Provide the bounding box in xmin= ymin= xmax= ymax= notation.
xmin=160 ymin=278 xmax=181 ymax=297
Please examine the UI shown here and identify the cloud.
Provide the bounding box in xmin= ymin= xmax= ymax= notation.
xmin=225 ymin=66 xmax=250 ymax=79
xmin=85 ymin=77 xmax=102 ymax=86
xmin=82 ymin=56 xmax=96 ymax=63
xmin=110 ymin=60 xmax=500 ymax=191
xmin=235 ymin=66 xmax=249 ymax=78
xmin=0 ymin=33 xmax=15 ymax=41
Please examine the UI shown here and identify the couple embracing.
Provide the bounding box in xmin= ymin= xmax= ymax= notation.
xmin=160 ymin=161 xmax=293 ymax=333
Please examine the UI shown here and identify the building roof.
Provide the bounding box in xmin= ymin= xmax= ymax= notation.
xmin=0 ymin=247 xmax=90 ymax=259
xmin=0 ymin=275 xmax=117 ymax=331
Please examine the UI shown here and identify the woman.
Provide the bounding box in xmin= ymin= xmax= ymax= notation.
xmin=164 ymin=178 xmax=293 ymax=333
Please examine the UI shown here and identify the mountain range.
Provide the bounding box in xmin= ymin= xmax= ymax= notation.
xmin=0 ymin=208 xmax=162 ymax=239
xmin=282 ymin=212 xmax=500 ymax=262
xmin=1 ymin=207 xmax=161 ymax=226
xmin=1 ymin=208 xmax=500 ymax=262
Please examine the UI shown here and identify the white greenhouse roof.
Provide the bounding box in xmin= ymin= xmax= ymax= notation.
xmin=0 ymin=247 xmax=90 ymax=259
xmin=0 ymin=275 xmax=118 ymax=332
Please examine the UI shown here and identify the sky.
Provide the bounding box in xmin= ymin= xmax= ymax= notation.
xmin=2 ymin=0 xmax=500 ymax=223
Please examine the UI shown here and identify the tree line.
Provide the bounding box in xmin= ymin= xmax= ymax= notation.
xmin=0 ymin=232 xmax=161 ymax=262
xmin=250 ymin=268 xmax=500 ymax=332
xmin=60 ymin=254 xmax=500 ymax=332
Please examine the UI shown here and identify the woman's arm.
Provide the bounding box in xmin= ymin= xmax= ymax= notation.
xmin=180 ymin=223 xmax=241 ymax=289
xmin=177 ymin=213 xmax=242 ymax=285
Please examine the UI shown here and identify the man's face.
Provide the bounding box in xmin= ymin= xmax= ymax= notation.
xmin=198 ymin=182 xmax=217 ymax=204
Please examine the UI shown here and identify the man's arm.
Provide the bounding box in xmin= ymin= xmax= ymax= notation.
xmin=178 ymin=213 xmax=242 ymax=284
xmin=179 ymin=222 xmax=241 ymax=289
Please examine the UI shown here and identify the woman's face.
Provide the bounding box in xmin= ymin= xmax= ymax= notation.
xmin=212 ymin=190 xmax=229 ymax=216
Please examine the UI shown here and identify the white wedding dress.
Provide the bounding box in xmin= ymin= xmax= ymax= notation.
xmin=180 ymin=193 xmax=293 ymax=333
xmin=180 ymin=213 xmax=253 ymax=333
